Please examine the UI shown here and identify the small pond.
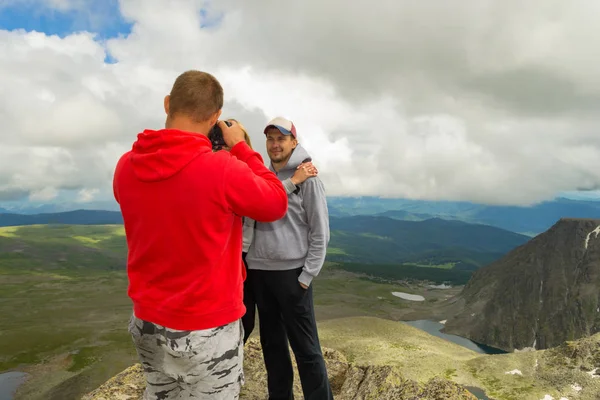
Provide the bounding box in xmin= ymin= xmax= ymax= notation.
xmin=0 ymin=371 xmax=29 ymax=400
xmin=401 ymin=320 xmax=506 ymax=355
xmin=465 ymin=385 xmax=490 ymax=399
xmin=401 ymin=320 xmax=504 ymax=400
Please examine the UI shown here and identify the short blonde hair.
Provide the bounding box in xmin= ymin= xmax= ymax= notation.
xmin=227 ymin=119 xmax=252 ymax=149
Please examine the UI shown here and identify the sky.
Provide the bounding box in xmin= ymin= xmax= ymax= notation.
xmin=1 ymin=0 xmax=600 ymax=208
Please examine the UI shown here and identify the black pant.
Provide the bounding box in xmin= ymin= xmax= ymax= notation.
xmin=251 ymin=267 xmax=333 ymax=400
xmin=241 ymin=252 xmax=255 ymax=344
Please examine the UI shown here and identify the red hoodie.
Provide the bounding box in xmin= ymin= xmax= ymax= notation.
xmin=113 ymin=129 xmax=287 ymax=331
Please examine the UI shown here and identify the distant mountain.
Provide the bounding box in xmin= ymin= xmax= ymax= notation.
xmin=0 ymin=210 xmax=123 ymax=227
xmin=0 ymin=201 xmax=121 ymax=214
xmin=328 ymin=196 xmax=600 ymax=235
xmin=327 ymin=197 xmax=483 ymax=218
xmin=471 ymin=199 xmax=600 ymax=234
xmin=444 ymin=218 xmax=600 ymax=352
xmin=0 ymin=209 xmax=528 ymax=285
xmin=328 ymin=216 xmax=530 ymax=270
xmin=5 ymin=196 xmax=600 ymax=235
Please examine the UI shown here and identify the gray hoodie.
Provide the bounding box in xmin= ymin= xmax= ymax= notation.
xmin=245 ymin=144 xmax=330 ymax=286
xmin=242 ymin=176 xmax=297 ymax=252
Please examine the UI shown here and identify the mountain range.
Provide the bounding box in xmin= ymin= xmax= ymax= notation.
xmin=0 ymin=201 xmax=120 ymax=215
xmin=444 ymin=218 xmax=600 ymax=352
xmin=328 ymin=216 xmax=529 ymax=270
xmin=0 ymin=210 xmax=528 ymax=278
xmin=328 ymin=196 xmax=600 ymax=235
xmin=4 ymin=196 xmax=600 ymax=235
xmin=0 ymin=210 xmax=123 ymax=227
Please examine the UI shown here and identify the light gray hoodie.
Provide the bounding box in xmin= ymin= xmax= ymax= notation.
xmin=242 ymin=176 xmax=297 ymax=252
xmin=245 ymin=144 xmax=330 ymax=286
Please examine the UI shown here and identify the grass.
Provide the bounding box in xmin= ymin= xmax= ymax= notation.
xmin=317 ymin=316 xmax=479 ymax=383
xmin=444 ymin=368 xmax=458 ymax=379
xmin=0 ymin=226 xmax=19 ymax=237
xmin=326 ymin=247 xmax=347 ymax=255
xmin=0 ymin=224 xmax=462 ymax=399
xmin=0 ymin=270 xmax=132 ymax=371
xmin=331 ymin=262 xmax=473 ymax=285
xmin=3 ymin=224 xmax=597 ymax=400
xmin=5 ymin=261 xmax=453 ymax=399
xmin=359 ymin=232 xmax=392 ymax=241
xmin=317 ymin=317 xmax=600 ymax=400
xmin=0 ymin=225 xmax=135 ymax=398
xmin=1 ymin=266 xmax=138 ymax=399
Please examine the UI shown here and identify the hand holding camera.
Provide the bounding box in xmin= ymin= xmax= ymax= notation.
xmin=208 ymin=120 xmax=247 ymax=151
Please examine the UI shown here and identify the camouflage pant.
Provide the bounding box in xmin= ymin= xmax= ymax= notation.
xmin=128 ymin=314 xmax=245 ymax=399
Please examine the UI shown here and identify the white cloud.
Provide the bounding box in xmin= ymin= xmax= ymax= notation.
xmin=0 ymin=0 xmax=74 ymax=10
xmin=29 ymin=187 xmax=58 ymax=202
xmin=76 ymin=188 xmax=99 ymax=202
xmin=1 ymin=0 xmax=600 ymax=206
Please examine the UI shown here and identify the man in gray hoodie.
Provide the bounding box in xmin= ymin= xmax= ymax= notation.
xmin=245 ymin=117 xmax=333 ymax=400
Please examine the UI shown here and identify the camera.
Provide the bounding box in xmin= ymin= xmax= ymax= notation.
xmin=208 ymin=120 xmax=231 ymax=151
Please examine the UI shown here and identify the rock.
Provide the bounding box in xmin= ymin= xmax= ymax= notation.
xmin=337 ymin=367 xmax=477 ymax=400
xmin=338 ymin=365 xmax=421 ymax=399
xmin=535 ymin=333 xmax=600 ymax=390
xmin=420 ymin=377 xmax=480 ymax=399
xmin=81 ymin=364 xmax=144 ymax=400
xmin=83 ymin=338 xmax=476 ymax=400
xmin=445 ymin=218 xmax=600 ymax=352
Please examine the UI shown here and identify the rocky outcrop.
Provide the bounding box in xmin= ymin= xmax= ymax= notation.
xmin=537 ymin=332 xmax=600 ymax=385
xmin=83 ymin=338 xmax=476 ymax=400
xmin=445 ymin=218 xmax=600 ymax=352
xmin=463 ymin=332 xmax=600 ymax=400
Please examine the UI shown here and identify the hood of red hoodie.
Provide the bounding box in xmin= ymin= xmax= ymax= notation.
xmin=129 ymin=129 xmax=212 ymax=182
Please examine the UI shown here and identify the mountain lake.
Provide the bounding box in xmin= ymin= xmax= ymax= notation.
xmin=402 ymin=320 xmax=506 ymax=400
xmin=0 ymin=372 xmax=28 ymax=400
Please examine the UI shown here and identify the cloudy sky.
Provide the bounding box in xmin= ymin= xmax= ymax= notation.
xmin=1 ymin=0 xmax=600 ymax=208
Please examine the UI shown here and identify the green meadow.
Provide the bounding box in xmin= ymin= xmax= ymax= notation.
xmin=1 ymin=224 xmax=457 ymax=399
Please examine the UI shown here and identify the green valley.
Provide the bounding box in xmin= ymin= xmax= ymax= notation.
xmin=2 ymin=222 xmax=599 ymax=399
xmin=0 ymin=224 xmax=466 ymax=399
xmin=0 ymin=225 xmax=137 ymax=399
xmin=326 ymin=215 xmax=530 ymax=285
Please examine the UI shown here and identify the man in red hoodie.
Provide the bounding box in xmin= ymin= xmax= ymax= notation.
xmin=113 ymin=70 xmax=288 ymax=399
